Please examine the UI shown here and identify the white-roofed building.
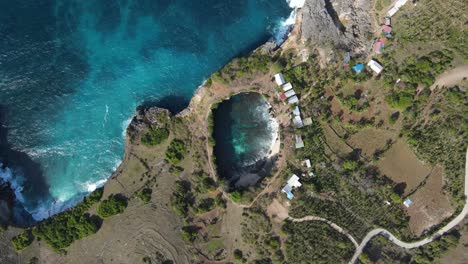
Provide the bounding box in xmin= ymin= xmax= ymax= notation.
xmin=387 ymin=6 xmax=399 ymax=16
xmin=282 ymin=82 xmax=293 ymax=91
xmin=281 ymin=174 xmax=302 ymax=200
xmin=293 ymin=115 xmax=304 ymax=128
xmin=292 ymin=106 xmax=301 ymax=116
xmin=367 ymin=59 xmax=384 ymax=74
xmin=303 ymin=117 xmax=312 ymax=126
xmin=287 ymin=174 xmax=302 ymax=188
xmin=295 ymin=135 xmax=304 ymax=149
xmin=304 ymin=159 xmax=311 ymax=168
xmin=288 ymin=95 xmax=299 ymax=104
xmin=387 ymin=0 xmax=408 ymax=16
xmin=274 ymin=73 xmax=286 ymax=86
xmin=395 ymin=0 xmax=408 ymax=8
xmin=284 ymin=89 xmax=296 ymax=98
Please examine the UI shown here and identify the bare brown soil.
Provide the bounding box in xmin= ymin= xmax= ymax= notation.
xmin=377 ymin=140 xmax=432 ymax=194
xmin=406 ymin=166 xmax=455 ymax=236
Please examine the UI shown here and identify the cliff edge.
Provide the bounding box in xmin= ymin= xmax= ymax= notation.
xmin=301 ymin=0 xmax=373 ymax=53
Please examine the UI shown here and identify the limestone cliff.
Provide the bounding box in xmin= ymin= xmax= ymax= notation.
xmin=301 ymin=0 xmax=373 ymax=53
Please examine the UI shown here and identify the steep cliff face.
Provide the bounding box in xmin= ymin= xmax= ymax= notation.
xmin=301 ymin=0 xmax=373 ymax=53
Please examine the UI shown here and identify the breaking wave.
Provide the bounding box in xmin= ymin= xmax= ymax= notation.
xmin=274 ymin=0 xmax=305 ymax=45
xmin=0 ymin=163 xmax=26 ymax=204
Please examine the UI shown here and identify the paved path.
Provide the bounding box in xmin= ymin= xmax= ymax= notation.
xmin=349 ymin=148 xmax=468 ymax=263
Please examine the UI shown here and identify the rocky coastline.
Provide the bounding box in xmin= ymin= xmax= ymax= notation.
xmin=0 ymin=1 xmax=376 ymax=260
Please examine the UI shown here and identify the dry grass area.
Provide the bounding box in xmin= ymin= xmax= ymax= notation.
xmin=348 ymin=128 xmax=395 ymax=158
xmin=377 ymin=140 xmax=432 ymax=193
xmin=406 ymin=166 xmax=455 ymax=236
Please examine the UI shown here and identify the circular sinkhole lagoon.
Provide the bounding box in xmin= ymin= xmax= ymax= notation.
xmin=211 ymin=92 xmax=279 ymax=189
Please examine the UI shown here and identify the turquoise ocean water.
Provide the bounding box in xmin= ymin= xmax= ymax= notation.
xmin=0 ymin=0 xmax=294 ymax=223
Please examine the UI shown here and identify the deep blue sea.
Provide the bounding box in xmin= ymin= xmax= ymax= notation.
xmin=0 ymin=0 xmax=295 ymax=222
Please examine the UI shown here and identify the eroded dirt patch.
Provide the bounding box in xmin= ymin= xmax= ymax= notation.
xmin=406 ymin=166 xmax=455 ymax=236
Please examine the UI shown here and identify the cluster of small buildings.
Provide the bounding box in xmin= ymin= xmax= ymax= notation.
xmin=351 ymin=0 xmax=411 ymax=76
xmin=276 ymin=0 xmax=413 ymax=203
xmin=274 ymin=72 xmax=318 ymax=200
xmin=275 ymin=73 xmax=299 ymax=104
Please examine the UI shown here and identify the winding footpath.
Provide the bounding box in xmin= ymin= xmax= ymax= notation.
xmin=349 ymin=148 xmax=468 ymax=263
xmin=289 ymin=216 xmax=360 ymax=248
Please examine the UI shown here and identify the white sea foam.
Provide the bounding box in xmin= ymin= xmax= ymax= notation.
xmin=287 ymin=0 xmax=305 ymax=8
xmin=0 ymin=163 xmax=26 ymax=203
xmin=81 ymin=178 xmax=108 ymax=193
xmin=30 ymin=194 xmax=85 ymax=221
xmin=275 ymin=0 xmax=304 ymax=45
xmin=121 ymin=117 xmax=132 ymax=138
xmin=104 ymin=104 xmax=109 ymax=125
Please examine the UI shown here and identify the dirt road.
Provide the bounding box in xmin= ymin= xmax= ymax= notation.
xmin=430 ymin=65 xmax=468 ymax=90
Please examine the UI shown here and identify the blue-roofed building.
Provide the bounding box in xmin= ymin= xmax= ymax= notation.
xmin=352 ymin=63 xmax=365 ymax=74
xmin=281 ymin=174 xmax=302 ymax=200
xmin=403 ymin=198 xmax=412 ymax=208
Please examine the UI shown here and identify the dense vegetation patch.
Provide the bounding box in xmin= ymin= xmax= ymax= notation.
xmin=211 ymin=52 xmax=272 ymax=83
xmin=283 ymin=221 xmax=354 ymax=264
xmin=97 ymin=195 xmax=128 ymax=218
xmin=171 ymin=180 xmax=194 ymax=217
xmin=11 ymin=230 xmax=34 ymax=251
xmin=136 ymin=188 xmax=152 ymax=203
xmin=394 ymin=0 xmax=467 ymax=57
xmin=381 ymin=49 xmax=453 ymax=89
xmin=141 ymin=127 xmax=169 ymax=146
xmin=165 ymin=139 xmax=187 ymax=164
xmin=32 ymin=188 xmax=103 ymax=251
xmin=402 ymin=85 xmax=467 ymax=205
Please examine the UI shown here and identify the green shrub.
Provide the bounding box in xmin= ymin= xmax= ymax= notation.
xmin=234 ymin=249 xmax=244 ymax=260
xmin=343 ymin=160 xmax=358 ymax=171
xmin=136 ymin=188 xmax=152 ymax=203
xmin=165 ymin=139 xmax=187 ymax=164
xmin=11 ymin=230 xmax=33 ymax=251
xmin=214 ymin=194 xmax=227 ymax=209
xmin=389 ymin=111 xmax=400 ymax=124
xmin=97 ymin=195 xmax=128 ymax=218
xmin=32 ymin=190 xmax=103 ymax=251
xmin=390 ymin=193 xmax=403 ymax=204
xmin=141 ymin=127 xmax=169 ymax=146
xmin=195 ymin=198 xmax=215 ymax=214
xmin=171 ymin=180 xmax=194 ymax=217
xmin=169 ymin=165 xmax=184 ymax=175
xmin=180 ymin=226 xmax=198 ymax=242
xmin=230 ymin=191 xmax=243 ymax=203
xmin=385 ymin=91 xmax=413 ymax=110
xmin=84 ymin=187 xmax=103 ymax=205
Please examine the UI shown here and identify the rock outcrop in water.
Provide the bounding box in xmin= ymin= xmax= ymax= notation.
xmin=301 ymin=0 xmax=373 ymax=53
xmin=127 ymin=106 xmax=171 ymax=143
